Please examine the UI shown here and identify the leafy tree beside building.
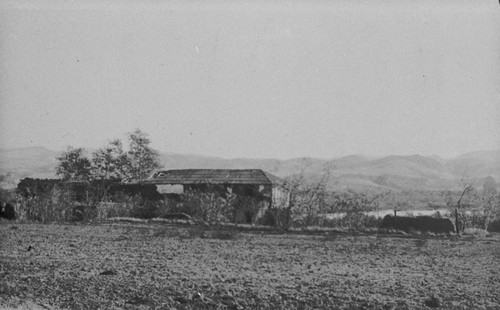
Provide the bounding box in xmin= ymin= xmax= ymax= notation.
xmin=126 ymin=129 xmax=162 ymax=181
xmin=56 ymin=129 xmax=162 ymax=182
xmin=91 ymin=139 xmax=129 ymax=180
xmin=56 ymin=147 xmax=92 ymax=181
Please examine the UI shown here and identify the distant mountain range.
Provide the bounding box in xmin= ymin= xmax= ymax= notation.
xmin=1 ymin=146 xmax=499 ymax=193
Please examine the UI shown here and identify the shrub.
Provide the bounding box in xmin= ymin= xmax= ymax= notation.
xmin=257 ymin=208 xmax=277 ymax=227
xmin=487 ymin=218 xmax=500 ymax=232
xmin=0 ymin=188 xmax=19 ymax=220
xmin=181 ymin=191 xmax=234 ymax=225
xmin=94 ymin=192 xmax=154 ymax=219
xmin=357 ymin=214 xmax=383 ymax=230
xmin=17 ymin=185 xmax=76 ymax=222
xmin=95 ymin=202 xmax=128 ymax=219
xmin=230 ymin=196 xmax=265 ymax=224
xmin=154 ymin=199 xmax=182 ymax=218
xmin=324 ymin=213 xmax=382 ymax=230
xmin=463 ymin=228 xmax=489 ymax=236
xmin=266 ymin=207 xmax=291 ymax=231
xmin=458 ymin=210 xmax=487 ymax=230
xmin=130 ymin=200 xmax=159 ymax=219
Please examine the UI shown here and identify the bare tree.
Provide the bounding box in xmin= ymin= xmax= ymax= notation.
xmin=446 ymin=176 xmax=500 ymax=233
xmin=271 ymin=159 xmax=333 ymax=230
xmin=330 ymin=189 xmax=390 ymax=229
xmin=475 ymin=177 xmax=499 ymax=231
xmin=454 ymin=180 xmax=474 ymax=234
xmin=480 ymin=192 xmax=500 ymax=231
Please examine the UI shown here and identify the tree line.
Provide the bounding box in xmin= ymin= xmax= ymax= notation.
xmin=56 ymin=129 xmax=162 ymax=182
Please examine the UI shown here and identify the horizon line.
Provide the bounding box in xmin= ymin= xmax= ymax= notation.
xmin=1 ymin=145 xmax=499 ymax=162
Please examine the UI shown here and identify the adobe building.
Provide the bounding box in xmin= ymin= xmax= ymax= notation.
xmin=140 ymin=169 xmax=284 ymax=206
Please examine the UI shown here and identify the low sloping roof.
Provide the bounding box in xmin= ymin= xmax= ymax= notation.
xmin=141 ymin=169 xmax=281 ymax=185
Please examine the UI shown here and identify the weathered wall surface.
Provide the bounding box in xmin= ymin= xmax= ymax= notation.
xmin=17 ymin=178 xmax=163 ymax=202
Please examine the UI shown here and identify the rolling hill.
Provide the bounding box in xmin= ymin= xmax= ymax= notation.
xmin=1 ymin=147 xmax=499 ymax=193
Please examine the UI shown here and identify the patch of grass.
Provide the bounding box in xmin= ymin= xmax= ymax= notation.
xmin=463 ymin=228 xmax=489 ymax=237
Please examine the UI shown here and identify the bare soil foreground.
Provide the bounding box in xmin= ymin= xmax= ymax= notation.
xmin=1 ymin=222 xmax=499 ymax=310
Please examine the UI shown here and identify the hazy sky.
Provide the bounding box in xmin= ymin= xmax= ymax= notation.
xmin=1 ymin=0 xmax=499 ymax=159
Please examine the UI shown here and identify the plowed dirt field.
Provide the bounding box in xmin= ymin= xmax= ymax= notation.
xmin=1 ymin=222 xmax=499 ymax=309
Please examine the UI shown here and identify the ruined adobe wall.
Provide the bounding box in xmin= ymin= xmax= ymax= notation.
xmin=380 ymin=215 xmax=455 ymax=234
xmin=17 ymin=178 xmax=163 ymax=202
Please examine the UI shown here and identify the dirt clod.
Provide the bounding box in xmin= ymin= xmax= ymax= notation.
xmin=99 ymin=270 xmax=117 ymax=276
xmin=424 ymin=296 xmax=441 ymax=308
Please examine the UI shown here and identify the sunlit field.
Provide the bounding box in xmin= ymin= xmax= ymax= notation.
xmin=1 ymin=222 xmax=499 ymax=310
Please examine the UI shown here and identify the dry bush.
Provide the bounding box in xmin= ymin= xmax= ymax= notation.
xmin=95 ymin=202 xmax=129 ymax=219
xmin=17 ymin=185 xmax=76 ymax=222
xmin=230 ymin=195 xmax=266 ymax=224
xmin=463 ymin=228 xmax=489 ymax=236
xmin=487 ymin=218 xmax=500 ymax=232
xmin=445 ymin=180 xmax=500 ymax=233
xmin=181 ymin=191 xmax=235 ymax=225
xmin=129 ymin=200 xmax=159 ymax=219
xmin=0 ymin=188 xmax=18 ymax=220
xmin=97 ymin=193 xmax=157 ymax=219
xmin=321 ymin=214 xmax=383 ymax=231
xmin=268 ymin=160 xmax=333 ymax=231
